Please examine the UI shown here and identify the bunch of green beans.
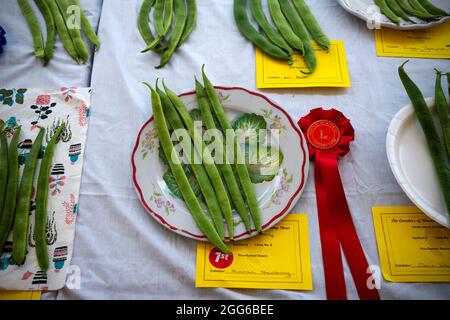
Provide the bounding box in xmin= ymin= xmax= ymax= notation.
xmin=233 ymin=0 xmax=330 ymax=74
xmin=0 ymin=123 xmax=63 ymax=267
xmin=17 ymin=0 xmax=100 ymax=65
xmin=145 ymin=83 xmax=230 ymax=252
xmin=138 ymin=0 xmax=197 ymax=68
xmin=375 ymin=0 xmax=447 ymax=24
xmin=145 ymin=68 xmax=266 ymax=246
xmin=398 ymin=61 xmax=450 ymax=218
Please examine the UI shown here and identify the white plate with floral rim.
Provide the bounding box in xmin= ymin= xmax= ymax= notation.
xmin=132 ymin=87 xmax=309 ymax=241
xmin=337 ymin=0 xmax=450 ymax=30
xmin=387 ymin=98 xmax=449 ymax=228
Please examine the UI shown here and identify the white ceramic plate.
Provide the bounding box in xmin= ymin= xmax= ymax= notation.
xmin=387 ymin=98 xmax=449 ymax=227
xmin=132 ymin=87 xmax=309 ymax=241
xmin=338 ymin=0 xmax=450 ymax=30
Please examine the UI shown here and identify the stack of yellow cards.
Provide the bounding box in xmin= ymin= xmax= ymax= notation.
xmin=196 ymin=214 xmax=312 ymax=291
xmin=375 ymin=21 xmax=450 ymax=59
xmin=372 ymin=207 xmax=450 ymax=282
xmin=256 ymin=40 xmax=351 ymax=88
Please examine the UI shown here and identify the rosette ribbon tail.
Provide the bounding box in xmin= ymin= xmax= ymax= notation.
xmin=299 ymin=108 xmax=380 ymax=300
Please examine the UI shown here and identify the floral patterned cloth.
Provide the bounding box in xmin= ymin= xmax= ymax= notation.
xmin=0 ymin=87 xmax=90 ymax=290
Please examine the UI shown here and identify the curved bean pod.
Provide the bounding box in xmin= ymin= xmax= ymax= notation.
xmin=0 ymin=127 xmax=21 ymax=256
xmin=179 ymin=0 xmax=196 ymax=45
xmin=13 ymin=128 xmax=45 ymax=265
xmin=69 ymin=0 xmax=100 ymax=50
xmin=196 ymin=79 xmax=252 ymax=233
xmin=417 ymin=0 xmax=448 ymax=16
xmin=386 ymin=0 xmax=413 ymax=22
xmin=154 ymin=0 xmax=165 ymax=37
xmin=138 ymin=0 xmax=165 ymax=53
xmin=0 ymin=121 xmax=7 ymax=222
xmin=375 ymin=0 xmax=401 ymax=24
xmin=292 ymin=0 xmax=331 ymax=51
xmin=202 ymin=67 xmax=262 ymax=233
xmin=396 ymin=0 xmax=440 ymax=19
xmin=156 ymin=0 xmax=187 ymax=68
xmin=145 ymin=83 xmax=230 ymax=252
xmin=163 ymin=0 xmax=173 ymax=34
xmin=249 ymin=0 xmax=292 ymax=54
xmin=434 ymin=70 xmax=450 ymax=158
xmin=163 ymin=81 xmax=235 ymax=239
xmin=268 ymin=0 xmax=304 ymax=53
xmin=56 ymin=0 xmax=89 ymax=63
xmin=409 ymin=0 xmax=437 ymax=15
xmin=233 ymin=0 xmax=292 ymax=62
xmin=156 ymin=84 xmax=225 ymax=239
xmin=18 ymin=0 xmax=45 ymax=59
xmin=47 ymin=0 xmax=80 ymax=63
xmin=35 ymin=124 xmax=64 ymax=271
xmin=278 ymin=0 xmax=317 ymax=73
xmin=398 ymin=62 xmax=450 ymax=217
xmin=35 ymin=0 xmax=55 ymax=64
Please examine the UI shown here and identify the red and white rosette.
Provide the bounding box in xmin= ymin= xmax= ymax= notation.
xmin=299 ymin=108 xmax=380 ymax=300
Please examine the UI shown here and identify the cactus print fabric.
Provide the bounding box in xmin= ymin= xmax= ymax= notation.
xmin=0 ymin=87 xmax=91 ymax=290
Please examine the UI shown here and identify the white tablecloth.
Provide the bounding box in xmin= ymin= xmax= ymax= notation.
xmin=1 ymin=0 xmax=450 ymax=300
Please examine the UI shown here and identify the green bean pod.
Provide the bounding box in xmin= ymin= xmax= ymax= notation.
xmin=35 ymin=124 xmax=64 ymax=271
xmin=268 ymin=0 xmax=304 ymax=53
xmin=163 ymin=0 xmax=173 ymax=34
xmin=154 ymin=0 xmax=165 ymax=37
xmin=145 ymin=83 xmax=230 ymax=252
xmin=249 ymin=0 xmax=292 ymax=54
xmin=34 ymin=0 xmax=55 ymax=64
xmin=13 ymin=128 xmax=45 ymax=265
xmin=69 ymin=0 xmax=100 ymax=51
xmin=398 ymin=61 xmax=450 ymax=217
xmin=434 ymin=70 xmax=450 ymax=158
xmin=202 ymin=67 xmax=262 ymax=233
xmin=163 ymin=82 xmax=235 ymax=239
xmin=417 ymin=0 xmax=448 ymax=16
xmin=278 ymin=0 xmax=317 ymax=73
xmin=47 ymin=0 xmax=80 ymax=63
xmin=409 ymin=0 xmax=438 ymax=15
xmin=386 ymin=0 xmax=414 ymax=22
xmin=156 ymin=0 xmax=187 ymax=68
xmin=196 ymin=79 xmax=252 ymax=233
xmin=156 ymin=85 xmax=225 ymax=239
xmin=18 ymin=0 xmax=45 ymax=59
xmin=447 ymin=73 xmax=450 ymax=99
xmin=292 ymin=0 xmax=331 ymax=51
xmin=0 ymin=127 xmax=21 ymax=256
xmin=56 ymin=0 xmax=89 ymax=63
xmin=396 ymin=0 xmax=440 ymax=19
xmin=233 ymin=0 xmax=292 ymax=62
xmin=375 ymin=0 xmax=401 ymax=24
xmin=179 ymin=0 xmax=197 ymax=45
xmin=138 ymin=0 xmax=165 ymax=53
xmin=0 ymin=121 xmax=8 ymax=222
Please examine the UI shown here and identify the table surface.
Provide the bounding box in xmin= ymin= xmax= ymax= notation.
xmin=1 ymin=0 xmax=449 ymax=300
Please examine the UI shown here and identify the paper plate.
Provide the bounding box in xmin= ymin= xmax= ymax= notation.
xmin=387 ymin=98 xmax=449 ymax=227
xmin=338 ymin=0 xmax=450 ymax=30
xmin=132 ymin=87 xmax=309 ymax=241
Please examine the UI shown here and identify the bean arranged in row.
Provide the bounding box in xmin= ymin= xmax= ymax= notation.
xmin=0 ymin=127 xmax=21 ymax=256
xmin=35 ymin=124 xmax=64 ymax=271
xmin=13 ymin=128 xmax=45 ymax=265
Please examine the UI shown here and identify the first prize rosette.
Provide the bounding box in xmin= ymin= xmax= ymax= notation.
xmin=299 ymin=108 xmax=380 ymax=300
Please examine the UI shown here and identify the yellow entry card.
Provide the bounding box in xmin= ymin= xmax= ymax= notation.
xmin=375 ymin=22 xmax=450 ymax=59
xmin=372 ymin=207 xmax=450 ymax=282
xmin=256 ymin=40 xmax=351 ymax=88
xmin=0 ymin=291 xmax=41 ymax=300
xmin=196 ymin=214 xmax=312 ymax=291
